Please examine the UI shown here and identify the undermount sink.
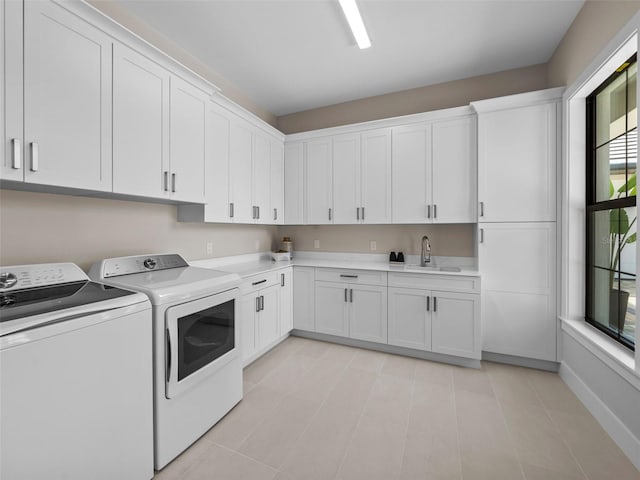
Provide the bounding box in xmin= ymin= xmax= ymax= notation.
xmin=405 ymin=264 xmax=461 ymax=273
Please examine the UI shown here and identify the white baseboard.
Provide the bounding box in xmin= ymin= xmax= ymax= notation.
xmin=559 ymin=362 xmax=640 ymax=471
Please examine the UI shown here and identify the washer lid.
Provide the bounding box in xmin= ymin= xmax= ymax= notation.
xmin=94 ymin=266 xmax=241 ymax=305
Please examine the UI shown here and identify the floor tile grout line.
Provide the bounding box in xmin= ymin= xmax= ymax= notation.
xmin=482 ymin=363 xmax=527 ymax=480
xmin=451 ymin=368 xmax=464 ymax=480
xmin=209 ymin=440 xmax=281 ymax=475
xmin=332 ymin=358 xmax=385 ymax=479
xmin=396 ymin=374 xmax=418 ymax=479
xmin=525 ymin=369 xmax=590 ymax=479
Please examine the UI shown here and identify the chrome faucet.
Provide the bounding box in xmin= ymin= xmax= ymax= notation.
xmin=421 ymin=235 xmax=431 ymax=266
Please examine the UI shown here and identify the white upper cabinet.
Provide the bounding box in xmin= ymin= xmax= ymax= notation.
xmin=169 ymin=76 xmax=207 ymax=203
xmin=431 ymin=116 xmax=477 ymax=223
xmin=112 ymin=43 xmax=169 ymax=198
xmin=229 ymin=119 xmax=254 ymax=223
xmin=22 ymin=0 xmax=113 ymax=191
xmin=392 ymin=113 xmax=476 ymax=224
xmin=284 ymin=142 xmax=304 ymax=224
xmin=305 ymin=138 xmax=333 ymax=224
xmin=270 ymin=139 xmax=284 ymax=224
xmin=2 ymin=0 xmax=23 ymax=182
xmin=204 ymin=102 xmax=232 ymax=222
xmin=252 ymin=132 xmax=271 ymax=223
xmin=360 ymin=128 xmax=392 ymax=224
xmin=332 ymin=133 xmax=361 ymax=224
xmin=391 ymin=124 xmax=430 ymax=223
xmin=474 ymin=100 xmax=558 ymax=222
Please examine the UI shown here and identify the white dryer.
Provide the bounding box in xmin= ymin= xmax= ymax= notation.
xmin=89 ymin=254 xmax=243 ymax=470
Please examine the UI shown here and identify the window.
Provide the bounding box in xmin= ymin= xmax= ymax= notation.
xmin=586 ymin=54 xmax=637 ymax=350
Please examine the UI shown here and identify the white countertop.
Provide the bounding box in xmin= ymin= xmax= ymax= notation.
xmin=191 ymin=252 xmax=480 ymax=278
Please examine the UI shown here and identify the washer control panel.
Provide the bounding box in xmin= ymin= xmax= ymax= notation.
xmin=102 ymin=254 xmax=189 ymax=278
xmin=0 ymin=263 xmax=88 ymax=292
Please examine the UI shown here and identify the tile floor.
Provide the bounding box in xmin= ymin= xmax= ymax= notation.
xmin=153 ymin=336 xmax=640 ymax=480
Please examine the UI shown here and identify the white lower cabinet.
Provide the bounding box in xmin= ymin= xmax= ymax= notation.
xmin=278 ymin=268 xmax=293 ymax=335
xmin=293 ymin=266 xmax=315 ymax=331
xmin=240 ymin=273 xmax=281 ymax=365
xmin=388 ymin=288 xmax=431 ymax=351
xmin=315 ymin=282 xmax=349 ymax=337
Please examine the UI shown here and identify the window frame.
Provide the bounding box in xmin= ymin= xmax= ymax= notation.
xmin=585 ymin=53 xmax=637 ymax=351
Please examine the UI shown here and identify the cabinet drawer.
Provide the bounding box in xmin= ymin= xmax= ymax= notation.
xmin=315 ymin=268 xmax=387 ymax=286
xmin=240 ymin=271 xmax=280 ymax=294
xmin=388 ymin=272 xmax=480 ymax=293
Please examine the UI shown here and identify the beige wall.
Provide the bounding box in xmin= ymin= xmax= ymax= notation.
xmin=87 ymin=0 xmax=278 ymax=127
xmin=0 ymin=190 xmax=277 ymax=271
xmin=277 ymin=64 xmax=548 ymax=134
xmin=278 ymin=225 xmax=475 ymax=258
xmin=548 ymin=0 xmax=640 ymax=88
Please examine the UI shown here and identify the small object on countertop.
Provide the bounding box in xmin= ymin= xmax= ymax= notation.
xmin=271 ymin=251 xmax=291 ymax=262
xmin=389 ymin=251 xmax=397 ymax=262
xmin=281 ymin=237 xmax=293 ymax=257
xmin=397 ymin=252 xmax=405 ymax=263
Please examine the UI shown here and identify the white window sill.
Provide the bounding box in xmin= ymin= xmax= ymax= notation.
xmin=560 ymin=316 xmax=640 ymax=391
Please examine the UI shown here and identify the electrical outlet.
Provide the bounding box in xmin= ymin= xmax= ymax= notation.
xmin=255 ymin=239 xmax=260 ymax=251
xmin=314 ymin=239 xmax=320 ymax=249
xmin=206 ymin=242 xmax=213 ymax=255
xmin=370 ymin=240 xmax=377 ymax=251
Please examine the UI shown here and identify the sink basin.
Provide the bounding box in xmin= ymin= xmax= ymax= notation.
xmin=405 ymin=265 xmax=461 ymax=273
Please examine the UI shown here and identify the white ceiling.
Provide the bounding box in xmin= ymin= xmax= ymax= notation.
xmin=114 ymin=0 xmax=584 ymax=116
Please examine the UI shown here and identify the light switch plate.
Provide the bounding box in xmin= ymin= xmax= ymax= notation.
xmin=314 ymin=239 xmax=320 ymax=249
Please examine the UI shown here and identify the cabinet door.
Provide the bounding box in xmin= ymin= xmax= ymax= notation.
xmin=169 ymin=76 xmax=207 ymax=203
xmin=205 ymin=103 xmax=232 ymax=222
xmin=284 ymin=142 xmax=304 ymax=224
xmin=361 ymin=128 xmax=392 ymax=224
xmin=315 ymin=281 xmax=349 ymax=337
xmin=479 ymin=222 xmax=557 ymax=361
xmin=477 ymin=103 xmax=557 ymax=222
xmin=113 ymin=43 xmax=169 ymax=198
xmin=391 ymin=124 xmax=430 ymax=223
xmin=229 ymin=119 xmax=254 ymax=222
xmin=24 ymin=1 xmax=112 ymax=190
xmin=270 ymin=140 xmax=284 ymax=224
xmin=332 ymin=133 xmax=360 ymax=224
xmin=2 ymin=0 xmax=23 ymax=182
xmin=278 ymin=269 xmax=293 ymax=335
xmin=256 ymin=286 xmax=279 ymax=350
xmin=431 ymin=291 xmax=480 ymax=359
xmin=240 ymin=295 xmax=257 ymax=363
xmin=293 ymin=267 xmax=315 ymax=331
xmin=305 ymin=138 xmax=333 ymax=224
xmin=349 ymin=284 xmax=388 ymax=343
xmin=388 ymin=287 xmax=431 ymax=351
xmin=432 ymin=116 xmax=477 ymax=223
xmin=252 ymin=132 xmax=271 ymax=224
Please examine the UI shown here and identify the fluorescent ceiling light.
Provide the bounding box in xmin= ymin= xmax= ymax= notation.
xmin=338 ymin=0 xmax=371 ymax=49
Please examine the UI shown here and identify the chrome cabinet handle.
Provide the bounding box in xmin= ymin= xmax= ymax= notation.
xmin=274 ymin=208 xmax=277 ymax=221
xmin=480 ymin=228 xmax=484 ymax=243
xmin=11 ymin=138 xmax=21 ymax=169
xmin=433 ymin=204 xmax=437 ymax=219
xmin=328 ymin=208 xmax=332 ymax=221
xmin=164 ymin=171 xmax=169 ymax=192
xmin=260 ymin=295 xmax=264 ymax=311
xmin=340 ymin=274 xmax=358 ymax=279
xmin=171 ymin=173 xmax=176 ymax=192
xmin=257 ymin=206 xmax=260 ymax=219
xmin=479 ymin=202 xmax=484 ymax=217
xmin=426 ymin=296 xmax=430 ymax=311
xmin=427 ymin=204 xmax=431 ymax=219
xmin=30 ymin=142 xmax=39 ymax=172
xmin=362 ymin=207 xmax=365 ymax=221
xmin=252 ymin=279 xmax=267 ymax=286
xmin=256 ymin=296 xmax=260 ymax=312
xmin=281 ymin=273 xmax=285 ymax=287
xmin=344 ymin=288 xmax=348 ymax=303
xmin=350 ymin=289 xmax=353 ymax=303
xmin=229 ymin=202 xmax=234 ymax=218
xmin=357 ymin=207 xmax=360 ymax=221
xmin=433 ymin=296 xmax=437 ymax=312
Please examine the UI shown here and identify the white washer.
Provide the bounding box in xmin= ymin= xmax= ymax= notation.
xmin=89 ymin=254 xmax=243 ymax=470
xmin=0 ymin=263 xmax=154 ymax=480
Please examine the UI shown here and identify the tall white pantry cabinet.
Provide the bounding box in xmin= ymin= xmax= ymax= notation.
xmin=472 ymin=88 xmax=563 ymax=363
